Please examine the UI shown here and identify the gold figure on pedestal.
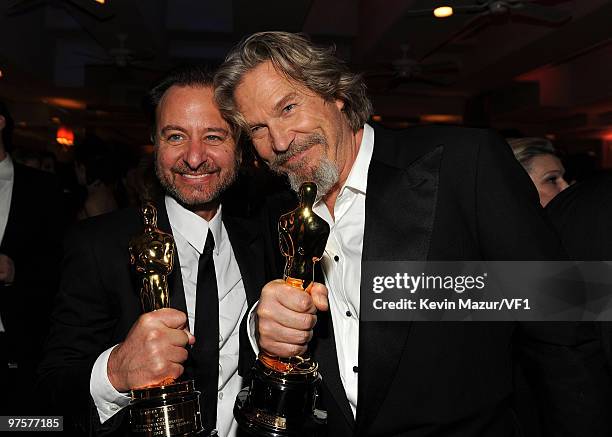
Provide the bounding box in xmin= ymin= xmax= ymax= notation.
xmin=235 ymin=182 xmax=330 ymax=436
xmin=128 ymin=202 xmax=204 ymax=437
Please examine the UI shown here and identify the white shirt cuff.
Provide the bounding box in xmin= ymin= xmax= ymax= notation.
xmin=90 ymin=345 xmax=131 ymax=424
xmin=247 ymin=300 xmax=260 ymax=356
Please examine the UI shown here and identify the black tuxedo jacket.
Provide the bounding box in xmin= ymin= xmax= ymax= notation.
xmin=0 ymin=163 xmax=62 ymax=384
xmin=263 ymin=125 xmax=611 ymax=437
xmin=546 ymin=172 xmax=612 ymax=376
xmin=37 ymin=198 xmax=265 ymax=435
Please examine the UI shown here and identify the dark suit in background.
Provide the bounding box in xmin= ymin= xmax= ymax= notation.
xmin=262 ymin=125 xmax=611 ymax=436
xmin=546 ymin=172 xmax=612 ymax=376
xmin=0 ymin=162 xmax=63 ymax=414
xmin=37 ymin=198 xmax=265 ymax=435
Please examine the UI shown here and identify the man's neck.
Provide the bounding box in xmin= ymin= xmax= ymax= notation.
xmin=189 ymin=201 xmax=220 ymax=222
xmin=322 ymin=127 xmax=365 ymax=217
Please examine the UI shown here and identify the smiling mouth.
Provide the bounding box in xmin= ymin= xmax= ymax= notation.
xmin=177 ymin=171 xmax=218 ymax=180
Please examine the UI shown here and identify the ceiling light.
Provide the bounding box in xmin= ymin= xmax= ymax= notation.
xmin=433 ymin=6 xmax=453 ymax=18
xmin=95 ymin=0 xmax=105 ymax=4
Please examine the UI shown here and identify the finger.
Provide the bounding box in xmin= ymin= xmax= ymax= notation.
xmin=183 ymin=328 xmax=195 ymax=345
xmin=257 ymin=301 xmax=317 ymax=331
xmin=166 ymin=344 xmax=190 ymax=364
xmin=311 ymin=283 xmax=329 ymax=312
xmin=275 ymin=287 xmax=316 ymax=314
xmin=151 ymin=308 xmax=188 ymax=329
xmin=162 ymin=326 xmax=193 ymax=347
xmin=259 ymin=320 xmax=313 ymax=345
xmin=260 ymin=341 xmax=308 ymax=358
xmin=262 ymin=280 xmax=315 ymax=314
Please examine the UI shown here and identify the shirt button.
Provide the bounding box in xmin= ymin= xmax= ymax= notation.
xmin=353 ymin=366 xmax=359 ymax=373
xmin=345 ymin=310 xmax=352 ymax=317
xmin=218 ymin=392 xmax=224 ymax=400
xmin=110 ymin=405 xmax=118 ymax=411
xmin=334 ymin=255 xmax=340 ymax=262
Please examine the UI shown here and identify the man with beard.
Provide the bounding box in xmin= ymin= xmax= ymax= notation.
xmin=38 ymin=66 xmax=265 ymax=437
xmin=214 ymin=32 xmax=611 ymax=436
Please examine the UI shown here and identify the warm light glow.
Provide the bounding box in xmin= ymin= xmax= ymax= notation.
xmin=0 ymin=69 xmax=3 ymax=78
xmin=433 ymin=6 xmax=453 ymax=18
xmin=56 ymin=126 xmax=75 ymax=146
xmin=44 ymin=97 xmax=86 ymax=110
xmin=371 ymin=115 xmax=382 ymax=122
xmin=420 ymin=114 xmax=462 ymax=124
xmin=95 ymin=0 xmax=105 ymax=4
xmin=604 ymin=131 xmax=612 ymax=141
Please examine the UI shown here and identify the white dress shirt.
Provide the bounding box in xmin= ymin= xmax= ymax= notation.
xmin=0 ymin=153 xmax=15 ymax=333
xmin=248 ymin=124 xmax=375 ymax=418
xmin=90 ymin=195 xmax=247 ymax=437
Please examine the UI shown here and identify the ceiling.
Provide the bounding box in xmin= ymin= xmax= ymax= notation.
xmin=1 ymin=0 xmax=611 ymax=153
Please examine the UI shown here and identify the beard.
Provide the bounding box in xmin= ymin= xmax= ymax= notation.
xmin=268 ymin=133 xmax=339 ymax=198
xmin=155 ymin=154 xmax=238 ymax=208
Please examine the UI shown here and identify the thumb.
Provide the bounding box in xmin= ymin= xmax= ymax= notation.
xmin=184 ymin=328 xmax=196 ymax=346
xmin=310 ymin=282 xmax=329 ymax=312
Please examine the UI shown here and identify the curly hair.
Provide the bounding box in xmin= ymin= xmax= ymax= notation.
xmin=215 ymin=31 xmax=372 ymax=135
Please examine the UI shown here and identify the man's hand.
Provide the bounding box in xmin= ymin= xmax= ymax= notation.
xmin=0 ymin=254 xmax=15 ymax=284
xmin=107 ymin=308 xmax=195 ymax=392
xmin=256 ymin=279 xmax=328 ymax=357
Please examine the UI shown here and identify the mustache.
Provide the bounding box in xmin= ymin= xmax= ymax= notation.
xmin=171 ymin=161 xmax=220 ymax=175
xmin=269 ymin=133 xmax=328 ymax=170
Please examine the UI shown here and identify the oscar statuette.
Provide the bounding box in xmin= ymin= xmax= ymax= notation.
xmin=234 ymin=182 xmax=330 ymax=436
xmin=128 ymin=202 xmax=204 ymax=437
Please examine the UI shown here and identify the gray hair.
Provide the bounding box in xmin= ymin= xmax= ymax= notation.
xmin=214 ymin=31 xmax=373 ymax=135
xmin=507 ymin=137 xmax=558 ymax=172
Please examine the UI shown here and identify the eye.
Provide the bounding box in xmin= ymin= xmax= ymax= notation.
xmin=250 ymin=125 xmax=267 ymax=138
xmin=204 ymin=134 xmax=224 ymax=142
xmin=164 ymin=133 xmax=185 ymax=144
xmin=283 ymin=103 xmax=296 ymax=113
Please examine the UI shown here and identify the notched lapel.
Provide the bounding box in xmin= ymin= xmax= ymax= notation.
xmin=356 ymin=145 xmax=442 ymax=433
xmin=223 ymin=215 xmax=265 ymax=307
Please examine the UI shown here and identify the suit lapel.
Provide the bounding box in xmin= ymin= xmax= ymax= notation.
xmin=355 ymin=142 xmax=442 ymax=433
xmin=223 ymin=214 xmax=265 ymax=308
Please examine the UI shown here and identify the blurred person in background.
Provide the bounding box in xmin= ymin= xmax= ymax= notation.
xmin=73 ymin=136 xmax=123 ymax=220
xmin=0 ymin=99 xmax=63 ymax=414
xmin=508 ymin=137 xmax=569 ymax=207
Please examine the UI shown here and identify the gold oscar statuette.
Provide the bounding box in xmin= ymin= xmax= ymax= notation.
xmin=128 ymin=202 xmax=204 ymax=437
xmin=234 ymin=182 xmax=330 ymax=436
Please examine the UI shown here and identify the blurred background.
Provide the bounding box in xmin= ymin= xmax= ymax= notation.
xmin=1 ymin=0 xmax=611 ymax=187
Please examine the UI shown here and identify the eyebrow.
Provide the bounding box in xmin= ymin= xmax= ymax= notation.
xmin=160 ymin=125 xmax=229 ymax=136
xmin=273 ymin=92 xmax=298 ymax=113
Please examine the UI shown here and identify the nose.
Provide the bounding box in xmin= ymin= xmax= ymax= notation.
xmin=269 ymin=121 xmax=295 ymax=153
xmin=183 ymin=139 xmax=209 ymax=170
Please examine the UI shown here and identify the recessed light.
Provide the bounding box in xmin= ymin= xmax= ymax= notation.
xmin=433 ymin=6 xmax=453 ymax=18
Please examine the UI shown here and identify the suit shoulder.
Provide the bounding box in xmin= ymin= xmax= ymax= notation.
xmin=372 ymin=124 xmax=500 ymax=168
xmin=375 ymin=124 xmax=494 ymax=148
xmin=66 ymin=207 xmax=141 ymax=245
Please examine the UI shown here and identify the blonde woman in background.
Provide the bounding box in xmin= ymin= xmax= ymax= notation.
xmin=508 ymin=137 xmax=569 ymax=207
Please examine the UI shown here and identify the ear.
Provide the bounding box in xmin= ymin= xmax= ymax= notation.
xmin=334 ymin=99 xmax=345 ymax=111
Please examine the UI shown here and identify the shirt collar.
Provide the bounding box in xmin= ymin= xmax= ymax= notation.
xmin=341 ymin=123 xmax=375 ymax=196
xmin=164 ymin=195 xmax=223 ymax=255
xmin=0 ymin=154 xmax=14 ymax=182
